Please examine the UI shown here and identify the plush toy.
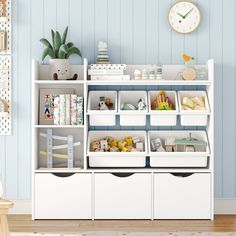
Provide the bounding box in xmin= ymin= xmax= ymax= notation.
xmin=98 ymin=96 xmax=109 ymax=110
xmin=137 ymin=98 xmax=146 ymax=111
xmin=53 ymin=73 xmax=78 ymax=80
xmin=105 ymin=97 xmax=114 ymax=110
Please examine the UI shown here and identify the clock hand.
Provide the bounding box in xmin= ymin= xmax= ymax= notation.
xmin=183 ymin=8 xmax=194 ymax=18
xmin=177 ymin=12 xmax=185 ymax=18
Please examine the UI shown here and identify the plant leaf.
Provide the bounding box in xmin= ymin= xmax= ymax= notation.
xmin=67 ymin=42 xmax=74 ymax=48
xmin=62 ymin=26 xmax=68 ymax=44
xmin=40 ymin=38 xmax=53 ymax=49
xmin=66 ymin=46 xmax=82 ymax=59
xmin=42 ymin=47 xmax=56 ymax=61
xmin=58 ymin=44 xmax=68 ymax=59
xmin=53 ymin=31 xmax=62 ymax=57
xmin=51 ymin=29 xmax=55 ymax=48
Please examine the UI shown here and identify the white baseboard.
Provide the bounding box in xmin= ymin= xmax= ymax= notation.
xmin=9 ymin=200 xmax=31 ymax=214
xmin=215 ymin=198 xmax=236 ymax=215
xmin=8 ymin=199 xmax=236 ymax=215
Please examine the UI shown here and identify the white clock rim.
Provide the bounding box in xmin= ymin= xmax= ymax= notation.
xmin=168 ymin=1 xmax=201 ymax=34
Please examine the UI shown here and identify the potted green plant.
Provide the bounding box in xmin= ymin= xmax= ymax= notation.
xmin=40 ymin=26 xmax=82 ymax=80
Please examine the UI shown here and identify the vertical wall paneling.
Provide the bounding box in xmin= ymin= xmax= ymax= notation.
xmin=158 ymin=0 xmax=172 ymax=64
xmin=1 ymin=0 xmax=236 ymax=199
xmin=69 ymin=0 xmax=83 ymax=64
xmin=5 ymin=0 xmax=18 ymax=198
xmin=146 ymin=0 xmax=159 ymax=64
xmin=107 ymin=0 xmax=121 ymax=64
xmin=43 ymin=0 xmax=57 ymax=57
xmin=196 ymin=0 xmax=210 ymax=63
xmin=0 ymin=137 xmax=6 ymax=197
xmin=222 ymin=0 xmax=236 ymax=197
xmin=133 ymin=0 xmax=146 ymax=64
xmin=17 ymin=0 xmax=32 ymax=198
xmin=94 ymin=0 xmax=108 ymax=63
xmin=120 ymin=0 xmax=133 ymax=64
xmin=56 ymin=0 xmax=69 ymax=33
xmin=210 ymin=0 xmax=223 ymax=198
xmin=82 ymin=0 xmax=95 ymax=64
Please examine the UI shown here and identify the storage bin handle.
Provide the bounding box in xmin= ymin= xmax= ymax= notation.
xmin=52 ymin=173 xmax=75 ymax=178
xmin=111 ymin=173 xmax=135 ymax=178
xmin=170 ymin=173 xmax=194 ymax=178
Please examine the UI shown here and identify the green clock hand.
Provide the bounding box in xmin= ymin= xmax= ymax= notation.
xmin=177 ymin=12 xmax=185 ymax=18
xmin=183 ymin=8 xmax=193 ymax=18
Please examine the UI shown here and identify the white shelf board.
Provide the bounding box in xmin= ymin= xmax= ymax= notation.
xmin=34 ymin=168 xmax=212 ymax=173
xmin=34 ymin=125 xmax=84 ymax=128
xmin=86 ymin=80 xmax=211 ymax=86
xmin=34 ymin=168 xmax=85 ymax=173
xmin=34 ymin=80 xmax=84 ymax=85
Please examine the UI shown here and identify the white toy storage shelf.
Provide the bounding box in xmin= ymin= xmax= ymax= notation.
xmin=32 ymin=59 xmax=214 ymax=220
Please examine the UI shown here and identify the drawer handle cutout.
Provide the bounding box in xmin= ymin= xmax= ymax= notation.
xmin=52 ymin=173 xmax=75 ymax=178
xmin=111 ymin=173 xmax=135 ymax=178
xmin=170 ymin=173 xmax=194 ymax=178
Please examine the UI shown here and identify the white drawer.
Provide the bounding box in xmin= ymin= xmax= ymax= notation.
xmin=154 ymin=173 xmax=211 ymax=219
xmin=95 ymin=173 xmax=152 ymax=219
xmin=34 ymin=173 xmax=92 ymax=219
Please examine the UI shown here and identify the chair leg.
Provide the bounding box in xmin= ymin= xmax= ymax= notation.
xmin=0 ymin=215 xmax=9 ymax=236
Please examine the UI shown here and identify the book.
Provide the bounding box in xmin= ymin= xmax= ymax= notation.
xmin=53 ymin=95 xmax=60 ymax=125
xmin=88 ymin=69 xmax=124 ymax=76
xmin=76 ymin=96 xmax=83 ymax=125
xmin=71 ymin=94 xmax=77 ymax=125
xmin=59 ymin=95 xmax=66 ymax=125
xmin=90 ymin=64 xmax=127 ymax=70
xmin=90 ymin=75 xmax=130 ymax=81
xmin=65 ymin=94 xmax=71 ymax=125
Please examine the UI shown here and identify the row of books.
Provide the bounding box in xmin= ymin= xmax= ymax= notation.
xmin=53 ymin=94 xmax=83 ymax=126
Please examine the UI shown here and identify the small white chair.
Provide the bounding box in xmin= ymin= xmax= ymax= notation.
xmin=0 ymin=182 xmax=13 ymax=236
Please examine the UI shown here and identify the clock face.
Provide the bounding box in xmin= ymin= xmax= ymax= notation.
xmin=169 ymin=1 xmax=201 ymax=34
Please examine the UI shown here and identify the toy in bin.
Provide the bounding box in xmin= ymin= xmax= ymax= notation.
xmin=174 ymin=133 xmax=207 ymax=152
xmin=90 ymin=136 xmax=144 ymax=152
xmin=98 ymin=96 xmax=114 ymax=110
xmin=151 ymin=91 xmax=174 ymax=111
xmin=121 ymin=98 xmax=146 ymax=111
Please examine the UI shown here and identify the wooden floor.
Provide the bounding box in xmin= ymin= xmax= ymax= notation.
xmin=8 ymin=215 xmax=236 ymax=233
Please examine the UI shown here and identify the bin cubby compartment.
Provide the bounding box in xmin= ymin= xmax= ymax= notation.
xmin=87 ymin=131 xmax=147 ymax=167
xmin=148 ymin=91 xmax=179 ymax=126
xmin=178 ymin=91 xmax=210 ymax=126
xmin=119 ymin=91 xmax=148 ymax=126
xmin=88 ymin=91 xmax=117 ymax=126
xmin=37 ymin=128 xmax=84 ymax=169
xmin=148 ymin=131 xmax=210 ymax=167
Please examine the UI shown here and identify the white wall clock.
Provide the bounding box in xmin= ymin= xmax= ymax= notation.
xmin=169 ymin=1 xmax=201 ymax=34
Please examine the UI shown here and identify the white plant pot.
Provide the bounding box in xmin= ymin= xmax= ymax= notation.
xmin=49 ymin=59 xmax=70 ymax=80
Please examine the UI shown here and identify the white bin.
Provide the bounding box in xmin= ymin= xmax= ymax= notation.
xmin=178 ymin=91 xmax=210 ymax=126
xmin=88 ymin=131 xmax=147 ymax=167
xmin=148 ymin=131 xmax=209 ymax=167
xmin=119 ymin=91 xmax=148 ymax=126
xmin=148 ymin=91 xmax=178 ymax=126
xmin=88 ymin=91 xmax=117 ymax=126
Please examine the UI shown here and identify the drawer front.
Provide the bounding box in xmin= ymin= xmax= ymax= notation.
xmin=154 ymin=173 xmax=211 ymax=219
xmin=95 ymin=173 xmax=152 ymax=219
xmin=34 ymin=173 xmax=92 ymax=219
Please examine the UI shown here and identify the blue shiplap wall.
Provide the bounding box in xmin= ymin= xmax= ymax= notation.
xmin=0 ymin=0 xmax=235 ymax=199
